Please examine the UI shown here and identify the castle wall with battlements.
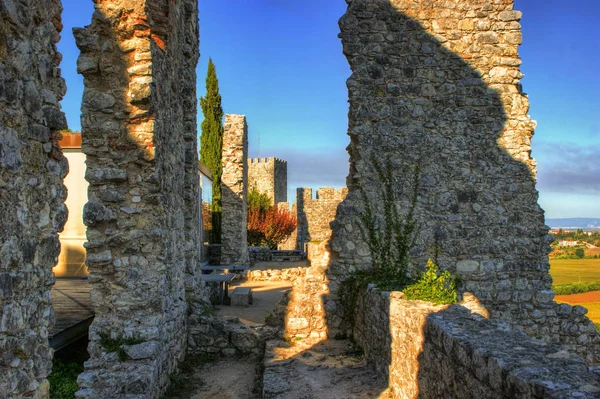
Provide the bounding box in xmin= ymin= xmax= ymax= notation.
xmin=248 ymin=157 xmax=287 ymax=205
xmin=279 ymin=187 xmax=348 ymax=251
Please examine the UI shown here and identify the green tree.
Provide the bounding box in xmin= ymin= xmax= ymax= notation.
xmin=200 ymin=58 xmax=224 ymax=243
xmin=248 ymin=188 xmax=271 ymax=214
xmin=575 ymin=248 xmax=585 ymax=258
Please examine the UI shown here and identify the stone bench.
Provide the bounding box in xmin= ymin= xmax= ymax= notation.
xmin=231 ymin=287 xmax=253 ymax=307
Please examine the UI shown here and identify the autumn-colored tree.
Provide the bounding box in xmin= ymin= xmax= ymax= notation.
xmin=247 ymin=190 xmax=296 ymax=248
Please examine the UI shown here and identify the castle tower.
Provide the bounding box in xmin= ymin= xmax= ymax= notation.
xmin=248 ymin=157 xmax=287 ymax=205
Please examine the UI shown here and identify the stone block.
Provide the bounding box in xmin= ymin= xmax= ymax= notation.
xmin=231 ymin=287 xmax=253 ymax=307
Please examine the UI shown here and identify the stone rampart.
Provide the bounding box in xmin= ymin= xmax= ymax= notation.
xmin=248 ymin=157 xmax=287 ymax=205
xmin=354 ymin=287 xmax=600 ymax=399
xmin=74 ymin=0 xmax=198 ymax=396
xmin=0 ymin=1 xmax=68 ymax=396
xmin=281 ymin=187 xmax=347 ymax=251
xmin=221 ymin=114 xmax=250 ymax=266
xmin=330 ymin=0 xmax=599 ymax=362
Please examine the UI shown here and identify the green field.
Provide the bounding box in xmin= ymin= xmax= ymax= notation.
xmin=549 ymin=258 xmax=600 ymax=285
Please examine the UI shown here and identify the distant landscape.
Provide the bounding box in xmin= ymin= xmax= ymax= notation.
xmin=548 ymin=226 xmax=600 ymax=329
xmin=546 ymin=218 xmax=600 ymax=230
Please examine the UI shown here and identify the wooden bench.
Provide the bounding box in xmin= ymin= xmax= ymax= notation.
xmin=231 ymin=287 xmax=253 ymax=307
xmin=200 ymin=273 xmax=236 ymax=304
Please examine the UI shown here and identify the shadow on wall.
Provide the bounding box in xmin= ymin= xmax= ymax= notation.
xmin=304 ymin=0 xmax=600 ymax=396
xmin=73 ymin=0 xmax=199 ymax=396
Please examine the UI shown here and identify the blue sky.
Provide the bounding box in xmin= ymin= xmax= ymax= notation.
xmin=58 ymin=0 xmax=599 ymax=218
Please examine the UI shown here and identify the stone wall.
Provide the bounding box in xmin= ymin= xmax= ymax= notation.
xmin=281 ymin=187 xmax=347 ymax=251
xmin=354 ymin=287 xmax=600 ymax=399
xmin=221 ymin=114 xmax=249 ymax=266
xmin=74 ymin=0 xmax=199 ymax=396
xmin=330 ymin=0 xmax=599 ymax=361
xmin=248 ymin=157 xmax=287 ymax=205
xmin=246 ymin=267 xmax=307 ymax=282
xmin=248 ymin=246 xmax=272 ymax=264
xmin=0 ymin=0 xmax=68 ymax=396
xmin=283 ymin=241 xmax=330 ymax=342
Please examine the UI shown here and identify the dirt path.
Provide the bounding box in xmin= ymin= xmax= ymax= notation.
xmin=188 ymin=356 xmax=263 ymax=399
xmin=263 ymin=339 xmax=389 ymax=399
xmin=169 ymin=261 xmax=390 ymax=399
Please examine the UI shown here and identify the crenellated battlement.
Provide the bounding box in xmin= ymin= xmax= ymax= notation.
xmin=248 ymin=156 xmax=287 ymax=164
xmin=248 ymin=156 xmax=288 ymax=205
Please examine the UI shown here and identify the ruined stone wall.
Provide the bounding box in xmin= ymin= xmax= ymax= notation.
xmin=331 ymin=0 xmax=599 ymax=361
xmin=248 ymin=157 xmax=287 ymax=205
xmin=296 ymin=187 xmax=347 ymax=248
xmin=74 ymin=0 xmax=199 ymax=396
xmin=221 ymin=114 xmax=249 ymax=266
xmin=278 ymin=202 xmax=298 ymax=250
xmin=182 ymin=1 xmax=201 ymax=309
xmin=354 ymin=287 xmax=600 ymax=398
xmin=0 ymin=1 xmax=68 ymax=396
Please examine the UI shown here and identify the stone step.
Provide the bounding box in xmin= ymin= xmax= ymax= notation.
xmin=231 ymin=287 xmax=253 ymax=307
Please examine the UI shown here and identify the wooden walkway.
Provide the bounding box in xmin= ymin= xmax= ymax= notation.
xmin=50 ymin=279 xmax=94 ymax=350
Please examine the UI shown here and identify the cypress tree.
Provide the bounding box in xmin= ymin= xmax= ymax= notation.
xmin=200 ymin=58 xmax=224 ymax=244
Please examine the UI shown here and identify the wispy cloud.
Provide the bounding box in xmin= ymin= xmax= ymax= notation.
xmin=535 ymin=142 xmax=600 ymax=193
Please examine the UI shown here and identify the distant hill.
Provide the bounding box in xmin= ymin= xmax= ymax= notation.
xmin=545 ymin=218 xmax=600 ymax=230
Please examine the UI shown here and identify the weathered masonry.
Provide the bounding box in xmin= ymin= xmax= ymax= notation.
xmin=279 ymin=187 xmax=348 ymax=252
xmin=1 ymin=0 xmax=599 ymax=397
xmin=0 ymin=1 xmax=68 ymax=396
xmin=248 ymin=157 xmax=287 ymax=205
xmin=74 ymin=0 xmax=200 ymax=396
xmin=330 ymin=0 xmax=599 ymax=362
xmin=221 ymin=114 xmax=250 ymax=267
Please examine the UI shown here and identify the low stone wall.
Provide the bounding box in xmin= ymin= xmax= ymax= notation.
xmin=248 ymin=246 xmax=273 ymax=263
xmin=187 ymin=300 xmax=264 ymax=357
xmin=246 ymin=267 xmax=307 ymax=282
xmin=354 ymin=287 xmax=600 ymax=399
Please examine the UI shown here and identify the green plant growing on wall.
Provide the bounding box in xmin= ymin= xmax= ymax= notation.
xmin=339 ymin=158 xmax=421 ymax=325
xmin=98 ymin=333 xmax=144 ymax=361
xmin=340 ymin=158 xmax=458 ymax=327
xmin=403 ymin=259 xmax=457 ymax=304
xmin=200 ymin=58 xmax=224 ymax=244
xmin=357 ymin=157 xmax=421 ymax=284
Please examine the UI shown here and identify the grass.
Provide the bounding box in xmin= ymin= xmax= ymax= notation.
xmin=549 ymin=258 xmax=600 ymax=285
xmin=98 ymin=333 xmax=144 ymax=361
xmin=49 ymin=338 xmax=89 ymax=399
xmin=550 ymin=259 xmax=600 ymax=329
xmin=49 ymin=358 xmax=83 ymax=398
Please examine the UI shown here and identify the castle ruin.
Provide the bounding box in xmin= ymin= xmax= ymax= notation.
xmin=0 ymin=0 xmax=599 ymax=397
xmin=248 ymin=157 xmax=287 ymax=205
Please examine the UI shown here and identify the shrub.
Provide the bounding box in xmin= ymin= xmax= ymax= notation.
xmin=575 ymin=248 xmax=585 ymax=258
xmin=247 ymin=190 xmax=297 ymax=249
xmin=403 ymin=259 xmax=458 ymax=304
xmin=553 ymin=281 xmax=600 ymax=296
